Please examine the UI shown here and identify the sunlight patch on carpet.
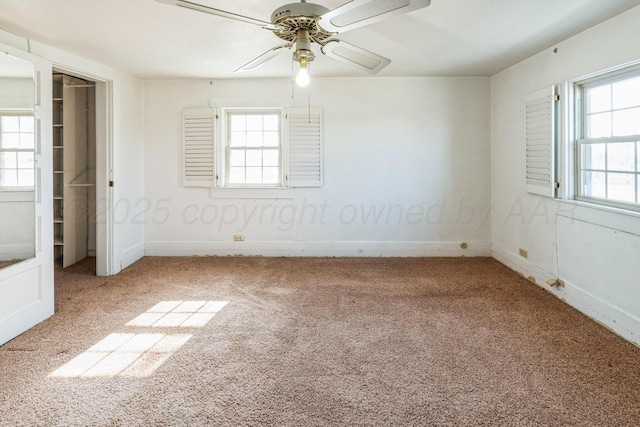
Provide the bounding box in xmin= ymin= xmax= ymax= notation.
xmin=49 ymin=333 xmax=192 ymax=378
xmin=126 ymin=300 xmax=229 ymax=327
xmin=49 ymin=300 xmax=229 ymax=378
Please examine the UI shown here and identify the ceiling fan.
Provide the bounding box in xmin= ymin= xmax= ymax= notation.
xmin=156 ymin=0 xmax=431 ymax=86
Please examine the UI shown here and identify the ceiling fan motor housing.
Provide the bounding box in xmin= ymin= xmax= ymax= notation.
xmin=270 ymin=1 xmax=333 ymax=47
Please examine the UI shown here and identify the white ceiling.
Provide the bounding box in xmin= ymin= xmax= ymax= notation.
xmin=0 ymin=0 xmax=638 ymax=79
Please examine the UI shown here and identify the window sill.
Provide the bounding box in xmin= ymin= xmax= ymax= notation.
xmin=210 ymin=187 xmax=294 ymax=200
xmin=556 ymin=197 xmax=640 ymax=236
xmin=574 ymin=197 xmax=640 ymax=217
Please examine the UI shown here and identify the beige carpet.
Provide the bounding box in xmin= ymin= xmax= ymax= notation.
xmin=1 ymin=256 xmax=639 ymax=426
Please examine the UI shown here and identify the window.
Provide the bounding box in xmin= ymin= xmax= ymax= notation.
xmin=575 ymin=67 xmax=640 ymax=210
xmin=181 ymin=107 xmax=322 ymax=190
xmin=226 ymin=110 xmax=281 ymax=186
xmin=0 ymin=114 xmax=35 ymax=189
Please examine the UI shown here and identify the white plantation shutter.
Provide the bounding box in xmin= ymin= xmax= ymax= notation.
xmin=183 ymin=108 xmax=216 ymax=187
xmin=525 ymin=86 xmax=558 ymax=197
xmin=285 ymin=108 xmax=322 ymax=187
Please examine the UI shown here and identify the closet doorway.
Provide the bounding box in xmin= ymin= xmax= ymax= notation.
xmin=52 ymin=65 xmax=114 ymax=275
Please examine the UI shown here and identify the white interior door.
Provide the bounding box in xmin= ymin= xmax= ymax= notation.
xmin=62 ymin=76 xmax=88 ymax=268
xmin=0 ymin=45 xmax=54 ymax=346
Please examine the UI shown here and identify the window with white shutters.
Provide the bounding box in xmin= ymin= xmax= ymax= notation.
xmin=182 ymin=107 xmax=322 ymax=189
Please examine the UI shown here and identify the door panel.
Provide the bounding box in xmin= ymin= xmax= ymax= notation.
xmin=0 ymin=266 xmax=41 ymax=319
xmin=0 ymin=46 xmax=54 ymax=346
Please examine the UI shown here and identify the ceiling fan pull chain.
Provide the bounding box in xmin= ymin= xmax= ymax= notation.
xmin=308 ymin=88 xmax=311 ymax=124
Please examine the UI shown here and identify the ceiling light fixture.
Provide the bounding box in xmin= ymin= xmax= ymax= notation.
xmin=157 ymin=0 xmax=431 ymax=76
xmin=293 ymin=28 xmax=314 ymax=87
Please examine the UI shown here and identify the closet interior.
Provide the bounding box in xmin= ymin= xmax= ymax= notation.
xmin=52 ymin=72 xmax=96 ymax=269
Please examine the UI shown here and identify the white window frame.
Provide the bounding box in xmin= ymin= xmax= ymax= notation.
xmin=0 ymin=112 xmax=36 ymax=191
xmin=571 ymin=64 xmax=640 ymax=212
xmin=220 ymin=108 xmax=284 ymax=188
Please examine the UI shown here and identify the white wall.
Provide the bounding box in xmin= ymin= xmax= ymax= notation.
xmin=491 ymin=6 xmax=640 ymax=345
xmin=144 ymin=77 xmax=491 ymax=257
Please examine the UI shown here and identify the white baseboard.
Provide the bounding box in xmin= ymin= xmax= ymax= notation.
xmin=492 ymin=243 xmax=640 ymax=348
xmin=145 ymin=240 xmax=492 ymax=258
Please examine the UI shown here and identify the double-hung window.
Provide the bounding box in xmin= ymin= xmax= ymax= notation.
xmin=226 ymin=110 xmax=281 ymax=186
xmin=0 ymin=114 xmax=35 ymax=189
xmin=574 ymin=67 xmax=640 ymax=209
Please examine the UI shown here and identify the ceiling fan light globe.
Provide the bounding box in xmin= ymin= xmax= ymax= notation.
xmin=296 ymin=68 xmax=310 ymax=87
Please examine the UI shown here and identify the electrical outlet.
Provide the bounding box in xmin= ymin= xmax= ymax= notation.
xmin=233 ymin=235 xmax=244 ymax=242
xmin=519 ymin=248 xmax=528 ymax=258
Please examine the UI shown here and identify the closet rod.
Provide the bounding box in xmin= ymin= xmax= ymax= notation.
xmin=64 ymin=84 xmax=95 ymax=88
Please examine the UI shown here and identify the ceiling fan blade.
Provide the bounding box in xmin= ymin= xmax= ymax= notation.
xmin=235 ymin=44 xmax=291 ymax=73
xmin=321 ymin=39 xmax=390 ymax=74
xmin=318 ymin=0 xmax=430 ymax=33
xmin=156 ymin=0 xmax=279 ymax=30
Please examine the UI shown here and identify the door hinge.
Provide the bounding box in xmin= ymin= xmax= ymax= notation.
xmin=553 ymin=182 xmax=560 ymax=188
xmin=109 ymin=180 xmax=114 ymax=187
xmin=553 ymin=94 xmax=560 ymax=101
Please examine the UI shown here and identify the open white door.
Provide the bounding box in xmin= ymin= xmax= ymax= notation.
xmin=61 ymin=75 xmax=89 ymax=268
xmin=0 ymin=45 xmax=54 ymax=346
